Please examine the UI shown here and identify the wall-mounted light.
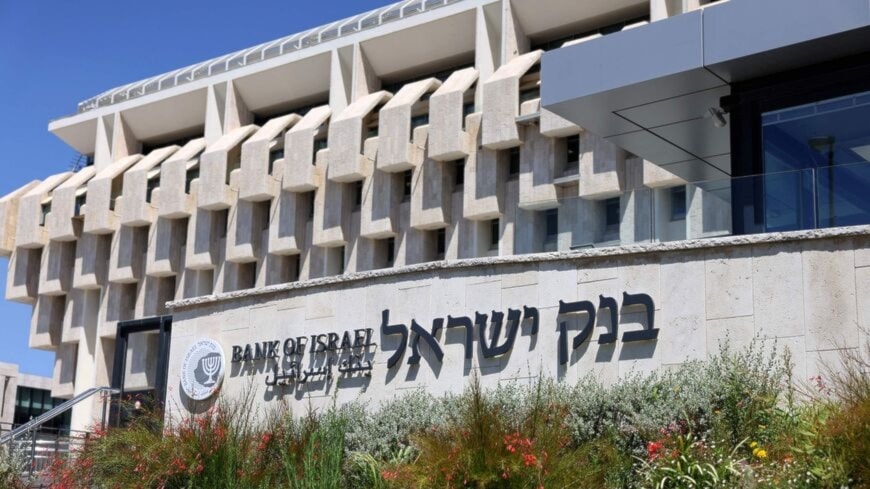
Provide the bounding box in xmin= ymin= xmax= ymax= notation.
xmin=708 ymin=107 xmax=727 ymax=128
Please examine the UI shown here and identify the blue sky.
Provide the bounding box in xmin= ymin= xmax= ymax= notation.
xmin=0 ymin=0 xmax=394 ymax=376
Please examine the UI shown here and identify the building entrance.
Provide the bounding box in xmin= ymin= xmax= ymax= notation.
xmin=109 ymin=316 xmax=172 ymax=427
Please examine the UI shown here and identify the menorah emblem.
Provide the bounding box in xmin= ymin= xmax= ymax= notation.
xmin=201 ymin=355 xmax=221 ymax=386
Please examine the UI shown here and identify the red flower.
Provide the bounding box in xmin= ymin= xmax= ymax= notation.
xmin=647 ymin=440 xmax=665 ymax=461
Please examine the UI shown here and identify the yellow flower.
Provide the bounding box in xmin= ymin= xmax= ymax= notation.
xmin=752 ymin=447 xmax=760 ymax=456
xmin=750 ymin=442 xmax=758 ymax=449
xmin=759 ymin=425 xmax=766 ymax=430
xmin=756 ymin=449 xmax=768 ymax=459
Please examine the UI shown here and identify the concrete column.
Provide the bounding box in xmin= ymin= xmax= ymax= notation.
xmin=283 ymin=106 xmax=331 ymax=192
xmin=226 ymin=198 xmax=269 ymax=264
xmin=270 ymin=189 xmax=309 ymax=256
xmin=37 ymin=240 xmax=75 ymax=296
xmin=108 ymin=225 xmax=147 ymax=284
xmin=463 ymin=114 xmax=505 ymax=221
xmin=197 ymin=126 xmax=257 ymax=211
xmin=481 ymin=51 xmax=542 ymax=150
xmin=327 ymin=91 xmax=391 ymax=183
xmin=577 ymin=132 xmax=627 ymax=200
xmin=146 ymin=216 xmax=186 ymax=277
xmin=29 ymin=295 xmax=65 ymax=350
xmin=52 ymin=343 xmax=77 ymax=399
xmin=329 ymin=47 xmax=353 ymax=116
xmin=205 ymin=80 xmax=252 ymax=146
xmin=0 ymin=180 xmax=40 ymax=256
xmin=351 ymin=43 xmax=381 ymax=102
xmin=314 ymin=153 xmax=350 ymax=247
xmin=118 ymin=146 xmax=179 ymax=227
xmin=156 ymin=139 xmax=207 ymax=219
xmin=518 ymin=125 xmax=559 ymax=210
xmin=377 ymin=78 xmax=441 ymax=172
xmin=72 ymin=233 xmax=111 ymax=290
xmin=15 ymin=173 xmax=73 ymax=250
xmin=429 ymin=68 xmax=478 ymax=161
xmin=46 ymin=167 xmax=95 ymax=242
xmin=0 ymin=363 xmax=19 ymax=426
xmin=411 ymin=128 xmax=452 ymax=230
xmin=501 ymin=0 xmax=529 ymax=64
xmin=93 ymin=113 xmax=141 ymax=173
xmin=5 ymin=247 xmax=41 ymax=304
xmin=83 ymin=155 xmax=143 ymax=235
xmin=239 ymin=115 xmax=300 ymax=202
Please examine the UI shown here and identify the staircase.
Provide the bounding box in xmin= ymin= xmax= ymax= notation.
xmin=1 ymin=387 xmax=119 ymax=486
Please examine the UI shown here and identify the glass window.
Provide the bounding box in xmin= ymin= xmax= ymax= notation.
xmin=410 ymin=114 xmax=429 ymax=130
xmin=436 ymin=228 xmax=446 ymax=257
xmin=605 ymin=198 xmax=620 ymax=228
xmin=670 ymin=186 xmax=687 ymax=221
xmin=353 ymin=180 xmax=363 ymax=210
xmin=268 ymin=149 xmax=284 ymax=174
xmin=402 ymin=170 xmax=413 ymax=202
xmin=508 ymin=147 xmax=520 ymax=179
xmin=761 ymin=89 xmax=870 ymax=230
xmin=453 ymin=159 xmax=465 ymax=189
xmin=146 ymin=175 xmax=160 ymax=203
xmin=545 ymin=209 xmax=558 ymax=241
xmin=489 ymin=219 xmax=500 ymax=250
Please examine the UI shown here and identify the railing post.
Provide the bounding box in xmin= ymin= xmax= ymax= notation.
xmin=29 ymin=429 xmax=36 ymax=478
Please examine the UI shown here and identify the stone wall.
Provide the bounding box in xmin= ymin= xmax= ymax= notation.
xmin=165 ymin=229 xmax=870 ymax=419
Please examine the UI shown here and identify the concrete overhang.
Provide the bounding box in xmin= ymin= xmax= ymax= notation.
xmin=511 ymin=0 xmax=647 ymax=40
xmin=542 ymin=0 xmax=870 ymax=182
xmin=361 ymin=10 xmax=476 ymax=82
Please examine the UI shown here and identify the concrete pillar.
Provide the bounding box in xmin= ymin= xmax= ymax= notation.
xmin=72 ymin=233 xmax=111 ymax=290
xmin=518 ymin=125 xmax=559 ymax=210
xmin=118 ymin=145 xmax=180 ymax=227
xmin=501 ymin=0 xmax=529 ymax=64
xmin=197 ymin=125 xmax=257 ymax=211
xmin=269 ymin=189 xmax=310 ymax=256
xmin=5 ymin=247 xmax=41 ymax=304
xmin=52 ymin=343 xmax=77 ymax=399
xmin=463 ymin=114 xmax=505 ymax=221
xmin=577 ymin=132 xmax=627 ymax=200
xmin=15 ymin=173 xmax=73 ymax=250
xmin=239 ymin=115 xmax=300 ymax=202
xmin=0 ymin=363 xmax=19 ymax=426
xmin=377 ymin=78 xmax=441 ymax=173
xmin=46 ymin=167 xmax=95 ymax=242
xmin=93 ymin=113 xmax=141 ymax=173
xmin=83 ymin=155 xmax=143 ymax=235
xmin=29 ymin=294 xmax=64 ymax=350
xmin=205 ymin=80 xmax=253 ymax=146
xmin=327 ymin=91 xmax=391 ymax=183
xmin=283 ymin=106 xmax=331 ymax=192
xmin=37 ymin=240 xmax=75 ymax=296
xmin=108 ymin=225 xmax=147 ymax=284
xmin=429 ymin=68 xmax=478 ymax=161
xmin=411 ymin=128 xmax=452 ymax=230
xmin=0 ymin=180 xmax=41 ymax=256
xmin=156 ymin=139 xmax=207 ymax=219
xmin=481 ymin=51 xmax=542 ymax=150
xmin=146 ymin=216 xmax=186 ymax=277
xmin=330 ymin=46 xmax=354 ymax=116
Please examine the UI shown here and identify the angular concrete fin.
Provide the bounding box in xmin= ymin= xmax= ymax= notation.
xmin=352 ymin=43 xmax=381 ymax=102
xmin=110 ymin=112 xmax=141 ymax=163
xmin=501 ymin=0 xmax=529 ymax=64
xmin=330 ymin=46 xmax=355 ymax=115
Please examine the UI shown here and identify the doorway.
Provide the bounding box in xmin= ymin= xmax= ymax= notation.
xmin=109 ymin=316 xmax=172 ymax=427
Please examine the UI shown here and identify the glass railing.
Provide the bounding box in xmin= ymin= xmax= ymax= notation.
xmin=520 ymin=161 xmax=870 ymax=252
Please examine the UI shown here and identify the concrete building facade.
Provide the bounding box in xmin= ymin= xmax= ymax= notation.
xmin=1 ymin=0 xmax=869 ymax=429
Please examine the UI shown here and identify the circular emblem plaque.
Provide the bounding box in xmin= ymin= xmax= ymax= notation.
xmin=180 ymin=339 xmax=225 ymax=401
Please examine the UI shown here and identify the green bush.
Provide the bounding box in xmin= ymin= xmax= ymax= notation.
xmin=42 ymin=338 xmax=869 ymax=488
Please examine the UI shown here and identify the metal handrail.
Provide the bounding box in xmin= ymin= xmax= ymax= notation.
xmin=0 ymin=387 xmax=119 ymax=445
